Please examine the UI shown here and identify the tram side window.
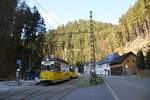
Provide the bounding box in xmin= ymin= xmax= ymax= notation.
xmin=50 ymin=64 xmax=54 ymax=71
xmin=63 ymin=67 xmax=69 ymax=72
xmin=54 ymin=64 xmax=61 ymax=72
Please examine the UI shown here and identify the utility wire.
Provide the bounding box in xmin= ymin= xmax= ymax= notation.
xmin=32 ymin=0 xmax=60 ymax=26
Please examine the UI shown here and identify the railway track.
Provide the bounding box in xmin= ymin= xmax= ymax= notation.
xmin=0 ymin=78 xmax=80 ymax=100
xmin=21 ymin=79 xmax=80 ymax=100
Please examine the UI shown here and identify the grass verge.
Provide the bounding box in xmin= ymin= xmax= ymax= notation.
xmin=78 ymin=75 xmax=104 ymax=87
xmin=136 ymin=75 xmax=150 ymax=79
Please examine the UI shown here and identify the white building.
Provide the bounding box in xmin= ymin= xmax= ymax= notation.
xmin=96 ymin=62 xmax=111 ymax=75
xmin=83 ymin=63 xmax=91 ymax=74
xmin=84 ymin=62 xmax=110 ymax=75
xmin=96 ymin=53 xmax=120 ymax=75
xmin=83 ymin=53 xmax=120 ymax=75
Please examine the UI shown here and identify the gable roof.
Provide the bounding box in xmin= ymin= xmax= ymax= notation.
xmin=110 ymin=52 xmax=136 ymax=65
xmin=98 ymin=53 xmax=120 ymax=65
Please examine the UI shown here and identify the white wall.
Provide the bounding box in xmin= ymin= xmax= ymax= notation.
xmin=84 ymin=64 xmax=91 ymax=74
xmin=84 ymin=63 xmax=111 ymax=75
xmin=96 ymin=63 xmax=111 ymax=75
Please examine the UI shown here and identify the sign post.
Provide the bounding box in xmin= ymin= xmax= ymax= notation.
xmin=16 ymin=59 xmax=21 ymax=86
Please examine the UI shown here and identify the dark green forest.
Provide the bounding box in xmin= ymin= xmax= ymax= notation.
xmin=0 ymin=0 xmax=46 ymax=79
xmin=46 ymin=0 xmax=150 ymax=64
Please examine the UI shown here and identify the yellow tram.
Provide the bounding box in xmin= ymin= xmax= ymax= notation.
xmin=40 ymin=57 xmax=78 ymax=83
xmin=69 ymin=66 xmax=79 ymax=79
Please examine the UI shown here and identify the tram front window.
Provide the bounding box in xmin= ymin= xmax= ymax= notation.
xmin=42 ymin=65 xmax=53 ymax=71
xmin=41 ymin=63 xmax=61 ymax=72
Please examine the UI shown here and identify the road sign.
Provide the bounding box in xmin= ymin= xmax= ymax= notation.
xmin=16 ymin=59 xmax=21 ymax=65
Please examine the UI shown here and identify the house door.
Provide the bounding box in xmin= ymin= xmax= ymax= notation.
xmin=111 ymin=67 xmax=123 ymax=75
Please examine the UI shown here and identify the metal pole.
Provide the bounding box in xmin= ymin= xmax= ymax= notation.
xmin=16 ymin=61 xmax=21 ymax=86
xmin=89 ymin=11 xmax=97 ymax=84
xmin=16 ymin=68 xmax=20 ymax=86
xmin=90 ymin=11 xmax=96 ymax=73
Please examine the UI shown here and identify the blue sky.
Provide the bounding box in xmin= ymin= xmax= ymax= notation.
xmin=26 ymin=0 xmax=137 ymax=29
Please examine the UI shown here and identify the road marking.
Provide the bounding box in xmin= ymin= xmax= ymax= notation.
xmin=105 ymin=80 xmax=120 ymax=100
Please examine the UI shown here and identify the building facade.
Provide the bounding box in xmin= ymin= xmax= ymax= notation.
xmin=110 ymin=52 xmax=138 ymax=75
xmin=83 ymin=63 xmax=91 ymax=74
xmin=84 ymin=52 xmax=137 ymax=76
xmin=96 ymin=63 xmax=110 ymax=75
xmin=97 ymin=53 xmax=120 ymax=75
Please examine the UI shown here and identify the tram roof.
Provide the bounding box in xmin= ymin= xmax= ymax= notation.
xmin=42 ymin=57 xmax=69 ymax=64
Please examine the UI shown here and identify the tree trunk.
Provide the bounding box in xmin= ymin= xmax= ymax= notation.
xmin=124 ymin=24 xmax=130 ymax=42
xmin=137 ymin=23 xmax=143 ymax=36
xmin=145 ymin=17 xmax=150 ymax=37
xmin=133 ymin=25 xmax=137 ymax=37
xmin=135 ymin=24 xmax=140 ymax=36
xmin=0 ymin=41 xmax=16 ymax=79
xmin=28 ymin=53 xmax=32 ymax=72
xmin=143 ymin=22 xmax=147 ymax=38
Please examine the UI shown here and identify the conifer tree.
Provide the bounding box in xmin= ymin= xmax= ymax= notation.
xmin=136 ymin=50 xmax=146 ymax=69
xmin=145 ymin=49 xmax=150 ymax=69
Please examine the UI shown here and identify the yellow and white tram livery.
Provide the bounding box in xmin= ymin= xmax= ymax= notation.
xmin=40 ymin=57 xmax=70 ymax=83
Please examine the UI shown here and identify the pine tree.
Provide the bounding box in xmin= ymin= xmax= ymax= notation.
xmin=136 ymin=50 xmax=146 ymax=69
xmin=0 ymin=0 xmax=17 ymax=41
xmin=145 ymin=49 xmax=150 ymax=69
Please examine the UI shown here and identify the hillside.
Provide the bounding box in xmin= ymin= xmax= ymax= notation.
xmin=45 ymin=0 xmax=150 ymax=64
xmin=116 ymin=36 xmax=150 ymax=55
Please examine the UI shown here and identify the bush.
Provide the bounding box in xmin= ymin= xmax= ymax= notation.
xmin=89 ymin=72 xmax=103 ymax=85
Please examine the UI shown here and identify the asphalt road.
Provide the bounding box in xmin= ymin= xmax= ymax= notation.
xmin=0 ymin=76 xmax=150 ymax=100
xmin=104 ymin=76 xmax=150 ymax=100
xmin=62 ymin=83 xmax=115 ymax=100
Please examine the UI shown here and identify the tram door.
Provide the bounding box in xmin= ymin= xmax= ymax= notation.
xmin=53 ymin=63 xmax=62 ymax=80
